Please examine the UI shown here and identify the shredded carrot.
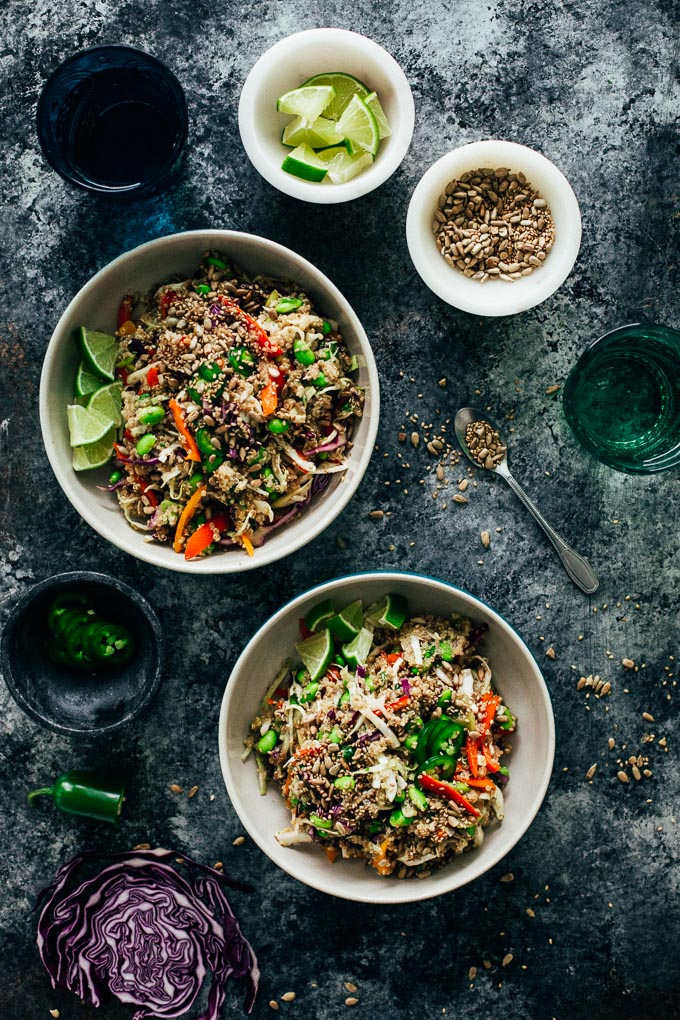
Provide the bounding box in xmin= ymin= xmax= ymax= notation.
xmin=168 ymin=398 xmax=201 ymax=462
xmin=259 ymin=381 xmax=278 ymax=416
xmin=482 ymin=743 xmax=501 ymax=772
xmin=324 ymin=846 xmax=338 ymax=864
xmin=466 ymin=736 xmax=479 ymax=778
xmin=373 ymin=837 xmax=392 ymax=876
xmin=173 ymin=484 xmax=206 ymax=553
xmin=240 ymin=530 xmax=255 ymax=557
xmin=384 ymin=653 xmax=403 ymax=665
xmin=283 ymin=774 xmax=292 ymax=798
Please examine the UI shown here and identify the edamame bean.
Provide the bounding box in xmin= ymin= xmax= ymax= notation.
xmin=136 ymin=434 xmax=155 ymax=456
xmin=256 ymin=729 xmax=277 ymax=754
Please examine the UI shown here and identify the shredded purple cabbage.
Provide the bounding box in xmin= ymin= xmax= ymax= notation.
xmin=400 ymin=677 xmax=412 ymax=694
xmin=304 ymin=434 xmax=347 ymax=456
xmin=36 ymin=847 xmax=259 ymax=1019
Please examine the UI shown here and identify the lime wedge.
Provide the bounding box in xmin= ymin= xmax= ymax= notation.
xmin=72 ymin=426 xmax=117 ymax=472
xmin=87 ymin=381 xmax=123 ymax=427
xmin=328 ymin=599 xmax=364 ymax=642
xmin=337 ymin=95 xmax=379 ymax=157
xmin=342 ymin=627 xmax=374 ymax=669
xmin=322 ymin=148 xmax=373 ymax=184
xmin=277 ymin=85 xmax=335 ymax=121
xmin=305 ymin=598 xmax=336 ymax=633
xmin=74 ymin=360 xmax=105 ymax=398
xmin=364 ymin=91 xmax=392 ymax=139
xmin=282 ymin=115 xmax=345 ymax=149
xmin=364 ymin=594 xmax=409 ymax=631
xmin=281 ymin=143 xmax=329 ymax=182
xmin=301 ymin=72 xmax=370 ymax=121
xmin=75 ymin=327 xmax=118 ymax=382
xmin=296 ymin=629 xmax=334 ymax=682
xmin=67 ymin=404 xmax=118 ymax=447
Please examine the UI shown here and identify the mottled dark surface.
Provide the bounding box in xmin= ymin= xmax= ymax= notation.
xmin=1 ymin=1 xmax=679 ymax=1018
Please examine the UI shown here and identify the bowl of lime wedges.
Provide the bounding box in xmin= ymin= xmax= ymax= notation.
xmin=238 ymin=28 xmax=415 ymax=204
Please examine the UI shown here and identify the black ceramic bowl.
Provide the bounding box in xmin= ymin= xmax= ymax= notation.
xmin=0 ymin=572 xmax=164 ymax=735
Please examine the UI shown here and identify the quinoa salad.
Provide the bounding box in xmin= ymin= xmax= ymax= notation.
xmin=245 ymin=594 xmax=516 ymax=878
xmin=107 ymin=252 xmax=363 ymax=559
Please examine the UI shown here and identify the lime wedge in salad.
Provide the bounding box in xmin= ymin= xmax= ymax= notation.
xmin=276 ymin=85 xmax=335 ymax=122
xmin=75 ymin=327 xmax=118 ymax=382
xmin=87 ymin=381 xmax=123 ymax=428
xmin=72 ymin=426 xmax=117 ymax=472
xmin=301 ymin=71 xmax=370 ymax=121
xmin=67 ymin=404 xmax=118 ymax=447
xmin=74 ymin=360 xmax=106 ymax=398
xmin=282 ymin=115 xmax=345 ymax=149
xmin=305 ymin=598 xmax=336 ymax=633
xmin=342 ymin=626 xmax=374 ymax=668
xmin=364 ymin=91 xmax=392 ymax=139
xmin=281 ymin=143 xmax=329 ymax=182
xmin=297 ymin=629 xmax=334 ymax=682
xmin=318 ymin=146 xmax=373 ymax=184
xmin=336 ymin=95 xmax=379 ymax=157
xmin=328 ymin=599 xmax=364 ymax=642
xmin=364 ymin=593 xmax=409 ymax=630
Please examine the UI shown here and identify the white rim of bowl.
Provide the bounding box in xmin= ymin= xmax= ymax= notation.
xmin=406 ymin=140 xmax=582 ymax=315
xmin=238 ymin=28 xmax=415 ymax=204
xmin=39 ymin=229 xmax=380 ymax=573
xmin=218 ymin=570 xmax=556 ymax=903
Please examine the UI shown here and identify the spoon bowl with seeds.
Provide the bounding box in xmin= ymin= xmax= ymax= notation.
xmin=454 ymin=407 xmax=598 ymax=595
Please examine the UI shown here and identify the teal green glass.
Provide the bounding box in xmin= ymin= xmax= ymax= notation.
xmin=563 ymin=323 xmax=680 ymax=474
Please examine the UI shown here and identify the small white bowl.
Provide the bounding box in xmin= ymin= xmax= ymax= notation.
xmin=219 ymin=572 xmax=555 ymax=904
xmin=406 ymin=140 xmax=582 ymax=316
xmin=238 ymin=28 xmax=415 ymax=204
xmin=39 ymin=230 xmax=379 ymax=574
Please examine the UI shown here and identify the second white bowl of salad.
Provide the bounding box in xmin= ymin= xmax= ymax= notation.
xmin=219 ymin=572 xmax=555 ymax=903
xmin=40 ymin=230 xmax=379 ymax=573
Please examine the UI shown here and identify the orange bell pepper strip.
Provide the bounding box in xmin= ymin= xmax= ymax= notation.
xmin=466 ymin=736 xmax=479 ymax=778
xmin=168 ymin=399 xmax=201 ymax=462
xmin=384 ymin=653 xmax=403 ymax=665
xmin=173 ymin=484 xmax=206 ymax=553
xmin=478 ymin=694 xmax=502 ymax=736
xmin=373 ymin=837 xmax=392 ymax=876
xmin=324 ymin=846 xmax=338 ymax=864
xmin=259 ymin=381 xmax=278 ymax=416
xmin=418 ymin=772 xmax=480 ymax=817
xmin=467 ymin=776 xmax=497 ymax=790
xmin=184 ymin=513 xmax=229 ymax=560
xmin=482 ymin=744 xmax=501 ymax=773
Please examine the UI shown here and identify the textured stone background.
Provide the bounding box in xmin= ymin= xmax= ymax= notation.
xmin=1 ymin=1 xmax=678 ymax=1018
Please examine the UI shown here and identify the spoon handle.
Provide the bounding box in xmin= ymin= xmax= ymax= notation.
xmin=502 ymin=470 xmax=599 ymax=594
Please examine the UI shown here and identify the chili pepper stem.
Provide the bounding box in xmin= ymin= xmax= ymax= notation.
xmin=27 ymin=786 xmax=54 ymax=805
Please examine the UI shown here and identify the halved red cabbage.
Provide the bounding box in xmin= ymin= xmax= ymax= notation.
xmin=36 ymin=847 xmax=259 ymax=1019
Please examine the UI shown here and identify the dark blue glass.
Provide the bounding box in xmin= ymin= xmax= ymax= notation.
xmin=36 ymin=45 xmax=188 ymax=195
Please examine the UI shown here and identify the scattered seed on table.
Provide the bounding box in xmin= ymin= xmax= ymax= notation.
xmin=281 ymin=992 xmax=296 ymax=1002
xmin=344 ymin=982 xmax=358 ymax=993
xmin=458 ymin=479 xmax=469 ymax=491
xmin=622 ymin=658 xmax=635 ymax=669
xmin=600 ymin=681 xmax=611 ymax=696
xmin=502 ymin=953 xmax=514 ymax=967
xmin=49 ymin=1011 xmax=60 ymax=1019
xmin=546 ymin=647 xmax=556 ymax=660
xmin=188 ymin=785 xmax=199 ymax=798
xmin=632 ymin=765 xmax=642 ymax=781
xmin=345 ymin=997 xmax=359 ymax=1007
xmin=169 ymin=783 xmax=183 ymax=793
xmin=526 ymin=907 xmax=536 ymax=918
xmin=608 ymin=737 xmax=616 ymax=749
xmin=586 ymin=764 xmax=597 ymax=779
xmin=617 ymin=771 xmax=630 ymax=784
xmin=369 ymin=510 xmax=384 ymax=519
xmin=213 ymin=861 xmax=223 ymax=871
xmin=439 ymin=377 xmax=447 ymax=387
xmin=481 ymin=530 xmax=491 ymax=548
xmin=269 ymin=1001 xmax=279 ymax=1011
xmin=642 ymin=711 xmax=655 ymax=722
xmin=233 ymin=835 xmax=246 ymax=846
xmin=545 ymin=384 xmax=561 ymax=395
xmin=499 ymin=872 xmax=514 ymax=883
xmin=453 ymin=494 xmax=469 ymax=504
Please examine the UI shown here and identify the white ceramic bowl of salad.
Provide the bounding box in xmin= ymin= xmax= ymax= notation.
xmin=219 ymin=572 xmax=555 ymax=903
xmin=407 ymin=139 xmax=582 ymax=316
xmin=238 ymin=28 xmax=415 ymax=204
xmin=39 ymin=230 xmax=379 ymax=574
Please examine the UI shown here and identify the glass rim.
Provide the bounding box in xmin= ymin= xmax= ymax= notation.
xmin=36 ymin=44 xmax=188 ymax=195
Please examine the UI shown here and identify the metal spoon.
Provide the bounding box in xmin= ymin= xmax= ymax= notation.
xmin=454 ymin=407 xmax=599 ymax=595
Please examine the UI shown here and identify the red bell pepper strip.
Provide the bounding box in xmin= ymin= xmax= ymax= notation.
xmin=384 ymin=653 xmax=403 ymax=665
xmin=117 ymin=294 xmax=134 ymax=329
xmin=418 ymin=772 xmax=480 ymax=817
xmin=467 ymin=776 xmax=496 ymax=790
xmin=385 ymin=695 xmax=410 ymax=712
xmin=146 ymin=366 xmax=160 ymax=388
xmin=218 ymin=296 xmax=282 ymax=356
xmin=482 ymin=744 xmax=500 ymax=773
xmin=466 ymin=736 xmax=479 ymax=778
xmin=158 ymin=289 xmax=177 ymax=319
xmin=269 ymin=365 xmax=287 ymax=391
xmin=168 ymin=399 xmax=201 ymax=462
